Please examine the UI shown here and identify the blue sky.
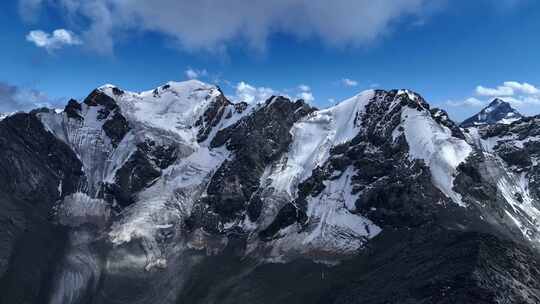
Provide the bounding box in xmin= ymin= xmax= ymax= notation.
xmin=1 ymin=0 xmax=540 ymax=121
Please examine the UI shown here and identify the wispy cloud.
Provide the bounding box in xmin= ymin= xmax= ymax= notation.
xmin=341 ymin=78 xmax=359 ymax=87
xmin=26 ymin=29 xmax=82 ymax=52
xmin=18 ymin=0 xmax=42 ymax=23
xmin=185 ymin=68 xmax=208 ymax=80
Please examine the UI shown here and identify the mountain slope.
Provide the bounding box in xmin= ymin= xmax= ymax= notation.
xmin=0 ymin=112 xmax=84 ymax=304
xmin=1 ymin=81 xmax=540 ymax=303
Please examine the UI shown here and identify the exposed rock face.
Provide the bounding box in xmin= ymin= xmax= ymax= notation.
xmin=104 ymin=139 xmax=179 ymax=207
xmin=84 ymin=90 xmax=131 ymax=147
xmin=195 ymin=91 xmax=231 ymax=142
xmin=0 ymin=112 xmax=84 ymax=304
xmin=2 ymin=81 xmax=540 ymax=303
xmin=200 ymin=97 xmax=314 ymax=225
xmin=461 ymin=98 xmax=522 ymax=128
xmin=456 ymin=113 xmax=540 ymax=244
xmin=64 ymin=99 xmax=83 ymax=120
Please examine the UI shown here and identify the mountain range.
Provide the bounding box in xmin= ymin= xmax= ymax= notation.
xmin=1 ymin=80 xmax=539 ymax=304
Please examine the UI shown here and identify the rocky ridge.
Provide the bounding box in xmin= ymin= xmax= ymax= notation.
xmin=1 ymin=80 xmax=540 ymax=303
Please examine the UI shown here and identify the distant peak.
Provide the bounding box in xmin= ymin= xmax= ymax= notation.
xmin=461 ymin=98 xmax=523 ymax=128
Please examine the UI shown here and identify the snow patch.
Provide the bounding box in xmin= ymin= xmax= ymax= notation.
xmin=400 ymin=107 xmax=472 ymax=206
xmin=266 ymin=167 xmax=381 ymax=260
xmin=266 ymin=90 xmax=374 ymax=197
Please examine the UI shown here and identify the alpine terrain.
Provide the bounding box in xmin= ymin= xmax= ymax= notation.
xmin=1 ymin=80 xmax=540 ymax=304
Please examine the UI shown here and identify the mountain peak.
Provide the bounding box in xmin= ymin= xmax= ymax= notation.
xmin=96 ymin=79 xmax=215 ymax=97
xmin=460 ymin=98 xmax=522 ymax=128
xmin=488 ymin=97 xmax=506 ymax=107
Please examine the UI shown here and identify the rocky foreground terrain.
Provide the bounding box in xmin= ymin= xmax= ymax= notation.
xmin=1 ymin=80 xmax=540 ymax=303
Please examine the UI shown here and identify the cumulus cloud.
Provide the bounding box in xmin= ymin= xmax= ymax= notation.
xmin=21 ymin=0 xmax=435 ymax=54
xmin=503 ymin=81 xmax=540 ymax=95
xmin=342 ymin=78 xmax=359 ymax=87
xmin=26 ymin=29 xmax=82 ymax=52
xmin=233 ymin=81 xmax=276 ymax=104
xmin=295 ymin=84 xmax=314 ymax=103
xmin=297 ymin=91 xmax=315 ymax=103
xmin=231 ymin=81 xmax=315 ymax=104
xmin=185 ymin=68 xmax=208 ymax=80
xmin=0 ymin=82 xmax=61 ymax=113
xmin=475 ymin=85 xmax=514 ymax=97
xmin=475 ymin=81 xmax=540 ymax=97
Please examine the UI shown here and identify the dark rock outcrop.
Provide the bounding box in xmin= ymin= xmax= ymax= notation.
xmin=192 ymin=97 xmax=314 ymax=230
xmin=84 ymin=89 xmax=130 ymax=147
xmin=195 ymin=92 xmax=231 ymax=142
xmin=104 ymin=140 xmax=179 ymax=207
xmin=64 ymin=99 xmax=83 ymax=120
xmin=0 ymin=113 xmax=84 ymax=304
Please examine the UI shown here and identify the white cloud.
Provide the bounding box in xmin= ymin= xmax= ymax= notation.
xmin=475 ymin=81 xmax=540 ymax=97
xmin=469 ymin=81 xmax=540 ymax=106
xmin=232 ymin=81 xmax=314 ymax=104
xmin=503 ymin=81 xmax=540 ymax=95
xmin=21 ymin=0 xmax=436 ymax=54
xmin=475 ymin=85 xmax=514 ymax=97
xmin=504 ymin=96 xmax=540 ymax=106
xmin=342 ymin=78 xmax=358 ymax=87
xmin=234 ymin=81 xmax=276 ymax=104
xmin=185 ymin=68 xmax=208 ymax=79
xmin=297 ymin=91 xmax=314 ymax=103
xmin=298 ymin=84 xmax=311 ymax=92
xmin=26 ymin=28 xmax=82 ymax=52
xmin=295 ymin=84 xmax=314 ymax=103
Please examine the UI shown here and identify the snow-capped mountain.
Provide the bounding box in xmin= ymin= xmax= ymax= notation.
xmin=460 ymin=98 xmax=523 ymax=127
xmin=1 ymin=80 xmax=540 ymax=304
